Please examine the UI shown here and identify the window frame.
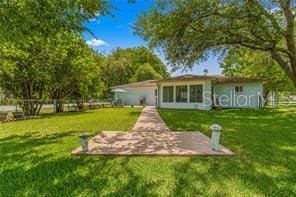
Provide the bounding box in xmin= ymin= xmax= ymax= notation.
xmin=176 ymin=85 xmax=188 ymax=103
xmin=162 ymin=86 xmax=174 ymax=103
xmin=189 ymin=85 xmax=203 ymax=103
xmin=235 ymin=86 xmax=243 ymax=93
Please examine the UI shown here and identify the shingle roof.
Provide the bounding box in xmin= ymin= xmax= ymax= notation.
xmin=111 ymin=80 xmax=157 ymax=89
xmin=215 ymin=75 xmax=264 ymax=83
xmin=158 ymin=74 xmax=264 ymax=83
xmin=111 ymin=75 xmax=264 ymax=89
xmin=158 ymin=74 xmax=217 ymax=82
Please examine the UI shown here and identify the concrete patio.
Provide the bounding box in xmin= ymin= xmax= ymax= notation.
xmin=72 ymin=106 xmax=234 ymax=156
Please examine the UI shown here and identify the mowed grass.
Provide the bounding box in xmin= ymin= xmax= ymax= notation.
xmin=0 ymin=107 xmax=295 ymax=196
xmin=159 ymin=106 xmax=296 ymax=196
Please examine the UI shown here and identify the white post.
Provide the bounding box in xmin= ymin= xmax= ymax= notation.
xmin=79 ymin=132 xmax=90 ymax=152
xmin=210 ymin=124 xmax=223 ymax=151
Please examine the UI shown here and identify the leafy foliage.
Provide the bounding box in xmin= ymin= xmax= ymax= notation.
xmin=0 ymin=38 xmax=50 ymax=115
xmin=100 ymin=47 xmax=169 ymax=98
xmin=135 ymin=0 xmax=296 ymax=86
xmin=0 ymin=0 xmax=110 ymax=42
xmin=0 ymin=0 xmax=109 ymax=115
xmin=221 ymin=48 xmax=296 ymax=98
xmin=131 ymin=63 xmax=162 ymax=82
xmin=46 ymin=32 xmax=104 ymax=112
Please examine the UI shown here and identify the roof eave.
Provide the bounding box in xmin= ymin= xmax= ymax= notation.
xmin=158 ymin=78 xmax=216 ymax=83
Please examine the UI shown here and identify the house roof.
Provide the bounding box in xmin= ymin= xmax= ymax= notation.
xmin=214 ymin=75 xmax=264 ymax=83
xmin=111 ymin=75 xmax=264 ymax=89
xmin=158 ymin=74 xmax=264 ymax=83
xmin=111 ymin=80 xmax=157 ymax=89
xmin=158 ymin=74 xmax=217 ymax=82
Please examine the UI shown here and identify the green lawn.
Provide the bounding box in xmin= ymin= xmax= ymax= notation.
xmin=0 ymin=107 xmax=295 ymax=196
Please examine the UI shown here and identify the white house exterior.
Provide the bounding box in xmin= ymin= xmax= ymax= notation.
xmin=112 ymin=80 xmax=157 ymax=106
xmin=111 ymin=75 xmax=264 ymax=110
xmin=158 ymin=78 xmax=212 ymax=110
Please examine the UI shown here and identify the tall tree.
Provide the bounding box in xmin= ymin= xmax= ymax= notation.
xmin=221 ymin=48 xmax=295 ymax=100
xmin=0 ymin=38 xmax=49 ymax=115
xmin=46 ymin=32 xmax=103 ymax=112
xmin=0 ymin=0 xmax=109 ymax=115
xmin=100 ymin=47 xmax=169 ymax=98
xmin=135 ymin=0 xmax=296 ymax=87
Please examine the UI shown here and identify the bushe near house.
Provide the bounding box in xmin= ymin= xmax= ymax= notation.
xmin=111 ymin=74 xmax=264 ymax=110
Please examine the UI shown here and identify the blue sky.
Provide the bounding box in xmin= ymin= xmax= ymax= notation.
xmin=83 ymin=0 xmax=222 ymax=76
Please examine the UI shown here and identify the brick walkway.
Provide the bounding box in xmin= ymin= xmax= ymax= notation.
xmin=131 ymin=106 xmax=170 ymax=132
xmin=72 ymin=107 xmax=234 ymax=156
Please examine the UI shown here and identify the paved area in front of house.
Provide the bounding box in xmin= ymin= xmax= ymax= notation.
xmin=72 ymin=106 xmax=234 ymax=156
xmin=72 ymin=131 xmax=234 ymax=156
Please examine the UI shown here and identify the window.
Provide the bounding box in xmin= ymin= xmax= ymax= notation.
xmin=163 ymin=86 xmax=174 ymax=102
xmin=176 ymin=85 xmax=188 ymax=103
xmin=235 ymin=86 xmax=243 ymax=93
xmin=190 ymin=85 xmax=203 ymax=103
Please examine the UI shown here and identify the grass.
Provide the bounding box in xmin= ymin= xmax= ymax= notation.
xmin=0 ymin=107 xmax=295 ymax=196
xmin=159 ymin=106 xmax=296 ymax=195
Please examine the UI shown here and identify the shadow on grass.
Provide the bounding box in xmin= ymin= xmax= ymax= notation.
xmin=129 ymin=111 xmax=142 ymax=116
xmin=39 ymin=111 xmax=95 ymax=118
xmin=0 ymin=131 xmax=77 ymax=162
xmin=1 ymin=107 xmax=295 ymax=195
xmin=0 ymin=156 xmax=160 ymax=196
xmin=158 ymin=108 xmax=296 ymax=195
xmin=0 ymin=131 xmax=159 ymax=196
xmin=172 ymin=156 xmax=295 ymax=196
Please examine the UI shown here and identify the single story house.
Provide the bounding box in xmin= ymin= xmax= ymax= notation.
xmin=111 ymin=74 xmax=264 ymax=110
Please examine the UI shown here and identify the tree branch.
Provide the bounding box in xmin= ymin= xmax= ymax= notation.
xmin=280 ymin=0 xmax=296 ymax=75
xmin=270 ymin=50 xmax=296 ymax=83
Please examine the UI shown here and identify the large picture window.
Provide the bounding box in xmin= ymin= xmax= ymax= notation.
xmin=176 ymin=85 xmax=188 ymax=103
xmin=163 ymin=86 xmax=174 ymax=102
xmin=190 ymin=85 xmax=203 ymax=103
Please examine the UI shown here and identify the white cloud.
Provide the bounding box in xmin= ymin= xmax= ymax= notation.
xmin=86 ymin=39 xmax=109 ymax=47
xmin=90 ymin=12 xmax=100 ymax=22
xmin=270 ymin=7 xmax=281 ymax=14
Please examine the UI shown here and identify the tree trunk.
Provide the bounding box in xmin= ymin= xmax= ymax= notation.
xmin=21 ymin=95 xmax=42 ymax=116
xmin=21 ymin=83 xmax=36 ymax=116
xmin=56 ymin=100 xmax=64 ymax=112
xmin=270 ymin=51 xmax=296 ymax=88
xmin=292 ymin=78 xmax=296 ymax=88
xmin=76 ymin=100 xmax=84 ymax=111
xmin=52 ymin=89 xmax=64 ymax=113
xmin=263 ymin=89 xmax=271 ymax=106
xmin=36 ymin=103 xmax=43 ymax=115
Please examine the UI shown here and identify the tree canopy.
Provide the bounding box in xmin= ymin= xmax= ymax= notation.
xmin=0 ymin=0 xmax=110 ymax=42
xmin=0 ymin=1 xmax=170 ymax=115
xmin=135 ymin=0 xmax=296 ymax=87
xmin=100 ymin=47 xmax=169 ymax=98
xmin=0 ymin=0 xmax=109 ymax=115
xmin=221 ymin=48 xmax=296 ymax=98
xmin=0 ymin=32 xmax=102 ymax=114
xmin=131 ymin=63 xmax=163 ymax=82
